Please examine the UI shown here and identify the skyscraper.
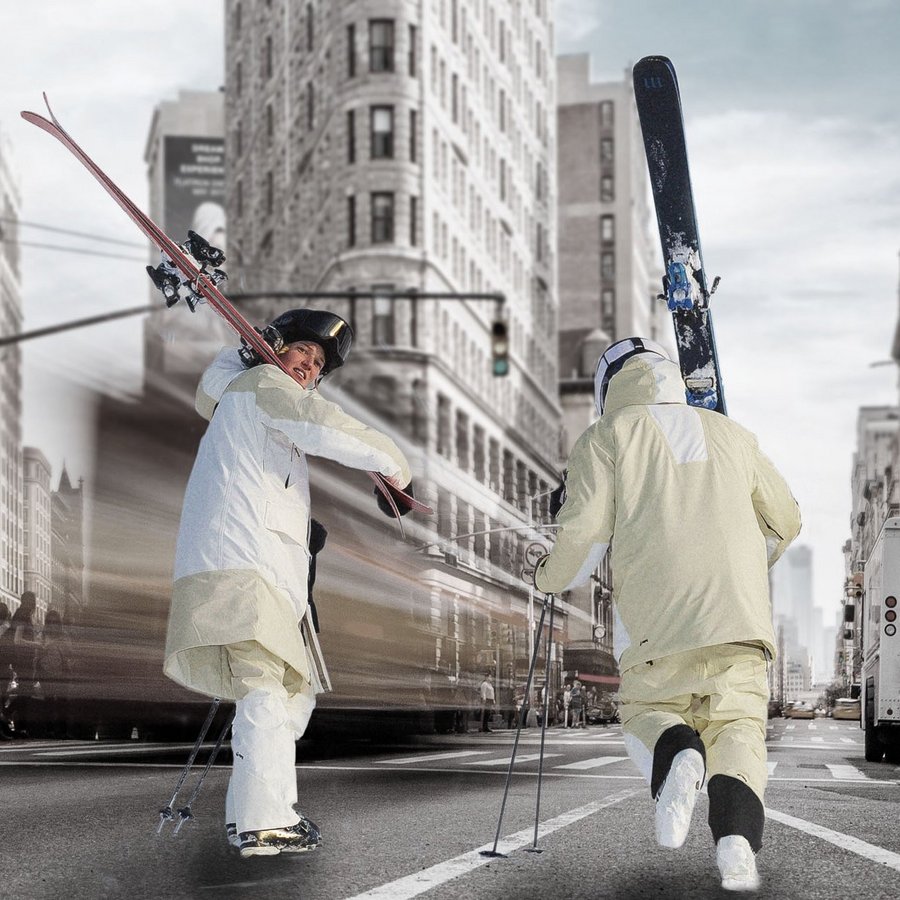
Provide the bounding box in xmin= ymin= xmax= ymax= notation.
xmin=0 ymin=127 xmax=23 ymax=615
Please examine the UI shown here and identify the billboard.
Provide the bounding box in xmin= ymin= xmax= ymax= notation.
xmin=163 ymin=136 xmax=225 ymax=248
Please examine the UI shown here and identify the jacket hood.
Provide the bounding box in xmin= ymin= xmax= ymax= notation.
xmin=596 ymin=353 xmax=687 ymax=416
xmin=196 ymin=348 xmax=249 ymax=421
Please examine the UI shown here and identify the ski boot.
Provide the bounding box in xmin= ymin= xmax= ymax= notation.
xmin=227 ymin=814 xmax=321 ymax=858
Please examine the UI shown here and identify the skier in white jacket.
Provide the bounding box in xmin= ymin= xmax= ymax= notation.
xmin=164 ymin=308 xmax=413 ymax=857
xmin=534 ymin=338 xmax=801 ymax=892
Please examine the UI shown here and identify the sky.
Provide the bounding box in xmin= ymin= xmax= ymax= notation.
xmin=1 ymin=1 xmax=898 ymax=635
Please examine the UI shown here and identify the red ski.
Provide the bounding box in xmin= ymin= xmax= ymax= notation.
xmin=22 ymin=95 xmax=430 ymax=522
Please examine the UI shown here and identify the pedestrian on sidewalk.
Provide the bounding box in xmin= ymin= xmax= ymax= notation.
xmin=163 ymin=309 xmax=413 ymax=858
xmin=534 ymin=337 xmax=801 ymax=892
xmin=479 ymin=674 xmax=495 ymax=732
xmin=8 ymin=591 xmax=40 ymax=738
xmin=569 ymin=679 xmax=585 ymax=728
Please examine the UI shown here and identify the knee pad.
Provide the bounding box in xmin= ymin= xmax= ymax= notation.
xmin=234 ymin=688 xmax=288 ymax=732
xmin=651 ymin=724 xmax=706 ymax=799
xmin=708 ymin=774 xmax=764 ymax=852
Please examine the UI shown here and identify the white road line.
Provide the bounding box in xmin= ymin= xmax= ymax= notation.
xmin=811 ymin=737 xmax=824 ymax=744
xmin=344 ymin=788 xmax=642 ymax=900
xmin=380 ymin=751 xmax=493 ymax=765
xmin=826 ymin=764 xmax=868 ymax=781
xmin=34 ymin=743 xmax=215 ymax=758
xmin=841 ymin=738 xmax=857 ymax=744
xmin=786 ymin=725 xmax=795 ymax=731
xmin=766 ymin=808 xmax=900 ymax=873
xmin=461 ymin=753 xmax=562 ymax=766
xmin=808 ymin=723 xmax=818 ymax=730
xmin=767 ymin=762 xmax=777 ymax=775
xmin=829 ymin=725 xmax=838 ymax=731
xmin=555 ymin=756 xmax=629 ymax=771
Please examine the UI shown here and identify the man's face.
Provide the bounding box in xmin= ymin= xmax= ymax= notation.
xmin=278 ymin=340 xmax=326 ymax=388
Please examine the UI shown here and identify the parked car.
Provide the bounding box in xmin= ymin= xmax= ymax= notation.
xmin=832 ymin=697 xmax=861 ymax=721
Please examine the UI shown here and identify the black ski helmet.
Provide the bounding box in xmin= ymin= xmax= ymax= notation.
xmin=594 ymin=336 xmax=671 ymax=415
xmin=267 ymin=308 xmax=353 ymax=376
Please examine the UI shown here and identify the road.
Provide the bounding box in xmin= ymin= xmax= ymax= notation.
xmin=1 ymin=718 xmax=898 ymax=899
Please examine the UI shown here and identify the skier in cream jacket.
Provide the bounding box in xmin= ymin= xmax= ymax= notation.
xmin=534 ymin=338 xmax=800 ymax=892
xmin=164 ymin=309 xmax=412 ymax=858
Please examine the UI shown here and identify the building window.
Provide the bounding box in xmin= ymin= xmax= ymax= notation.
xmin=265 ymin=171 xmax=274 ymax=215
xmin=307 ymin=82 xmax=315 ymax=129
xmin=601 ymin=251 xmax=615 ymax=281
xmin=373 ymin=286 xmax=395 ymax=346
xmin=410 ymin=195 xmax=419 ymax=246
xmin=409 ymin=109 xmax=418 ymax=162
xmin=266 ymin=104 xmax=274 ymax=144
xmin=347 ymin=109 xmax=356 ymax=163
xmin=347 ymin=195 xmax=356 ymax=247
xmin=233 ymin=2 xmax=242 ymax=33
xmin=237 ymin=179 xmax=243 ymax=217
xmin=456 ymin=410 xmax=470 ymax=471
xmin=601 ymin=137 xmax=614 ymax=164
xmin=437 ymin=394 xmax=451 ymax=458
xmin=408 ymin=24 xmax=417 ymax=76
xmin=236 ymin=61 xmax=243 ymax=96
xmin=371 ymin=192 xmax=395 ymax=243
xmin=306 ymin=3 xmax=314 ymax=51
xmin=600 ymin=100 xmax=614 ymax=128
xmin=369 ymin=19 xmax=395 ymax=72
xmin=264 ymin=35 xmax=273 ymax=79
xmin=601 ymin=176 xmax=614 ymax=202
xmin=347 ymin=24 xmax=356 ymax=77
xmin=473 ymin=426 xmax=486 ymax=483
xmin=451 ymin=73 xmax=459 ymax=123
xmin=370 ymin=106 xmax=394 ymax=158
xmin=451 ymin=0 xmax=459 ymax=42
xmin=601 ymin=288 xmax=615 ymax=319
xmin=503 ymin=450 xmax=515 ymax=505
xmin=499 ymin=88 xmax=506 ymax=132
xmin=601 ymin=214 xmax=614 ymax=243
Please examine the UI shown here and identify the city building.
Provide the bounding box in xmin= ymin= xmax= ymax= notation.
xmin=842 ymin=404 xmax=899 ymax=689
xmin=219 ymin=0 xmax=564 ymax=704
xmin=143 ymin=89 xmax=228 ymax=398
xmin=0 ymin=126 xmax=24 ymax=616
xmin=22 ymin=446 xmax=52 ymax=622
xmin=50 ymin=465 xmax=85 ymax=623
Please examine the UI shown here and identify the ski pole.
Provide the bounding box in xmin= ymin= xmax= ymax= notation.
xmin=480 ymin=591 xmax=552 ymax=858
xmin=157 ymin=697 xmax=220 ymax=834
xmin=174 ymin=705 xmax=235 ymax=834
xmin=525 ymin=593 xmax=556 ymax=853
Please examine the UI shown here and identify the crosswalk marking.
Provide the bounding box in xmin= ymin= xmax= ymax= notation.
xmin=462 ymin=753 xmax=563 ymax=766
xmin=767 ymin=761 xmax=778 ymax=775
xmin=811 ymin=737 xmax=824 ymax=743
xmin=381 ymin=750 xmax=492 ymax=765
xmin=809 ymin=723 xmax=818 ymax=730
xmin=554 ymin=756 xmax=629 ymax=771
xmin=786 ymin=725 xmax=796 ymax=731
xmin=840 ymin=738 xmax=856 ymax=744
xmin=825 ymin=764 xmax=868 ymax=781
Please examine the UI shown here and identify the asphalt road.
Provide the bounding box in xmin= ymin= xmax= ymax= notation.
xmin=1 ymin=718 xmax=898 ymax=899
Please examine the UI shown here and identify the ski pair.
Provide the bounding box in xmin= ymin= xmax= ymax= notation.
xmin=157 ymin=699 xmax=235 ymax=836
xmin=632 ymin=56 xmax=727 ymax=415
xmin=21 ymin=96 xmax=430 ymax=523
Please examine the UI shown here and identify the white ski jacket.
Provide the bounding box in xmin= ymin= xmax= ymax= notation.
xmin=534 ymin=354 xmax=800 ymax=673
xmin=164 ymin=349 xmax=411 ymax=700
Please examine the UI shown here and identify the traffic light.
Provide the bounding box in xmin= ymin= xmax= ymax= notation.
xmin=491 ymin=319 xmax=509 ymax=376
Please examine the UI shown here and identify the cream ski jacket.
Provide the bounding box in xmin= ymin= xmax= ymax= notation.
xmin=164 ymin=349 xmax=411 ymax=700
xmin=534 ymin=354 xmax=800 ymax=673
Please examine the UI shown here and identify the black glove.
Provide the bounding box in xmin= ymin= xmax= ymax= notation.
xmin=548 ymin=471 xmax=567 ymax=518
xmin=238 ymin=324 xmax=285 ymax=368
xmin=309 ymin=519 xmax=328 ymax=555
xmin=375 ymin=480 xmax=415 ymax=518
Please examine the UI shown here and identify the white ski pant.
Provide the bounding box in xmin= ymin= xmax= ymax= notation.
xmin=224 ymin=640 xmax=316 ymax=833
xmin=618 ymin=643 xmax=770 ymax=801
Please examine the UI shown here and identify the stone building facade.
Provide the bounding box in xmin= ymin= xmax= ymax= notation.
xmin=224 ymin=0 xmax=563 ymax=702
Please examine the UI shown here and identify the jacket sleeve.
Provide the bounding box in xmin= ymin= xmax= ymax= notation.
xmin=256 ymin=368 xmax=411 ymax=487
xmin=751 ymin=443 xmax=801 ymax=567
xmin=534 ymin=429 xmax=615 ymax=593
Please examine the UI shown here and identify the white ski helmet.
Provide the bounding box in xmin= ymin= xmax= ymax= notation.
xmin=594 ymin=337 xmax=671 ymax=415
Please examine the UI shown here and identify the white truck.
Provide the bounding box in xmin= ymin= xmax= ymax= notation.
xmin=862 ymin=517 xmax=900 ymax=762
